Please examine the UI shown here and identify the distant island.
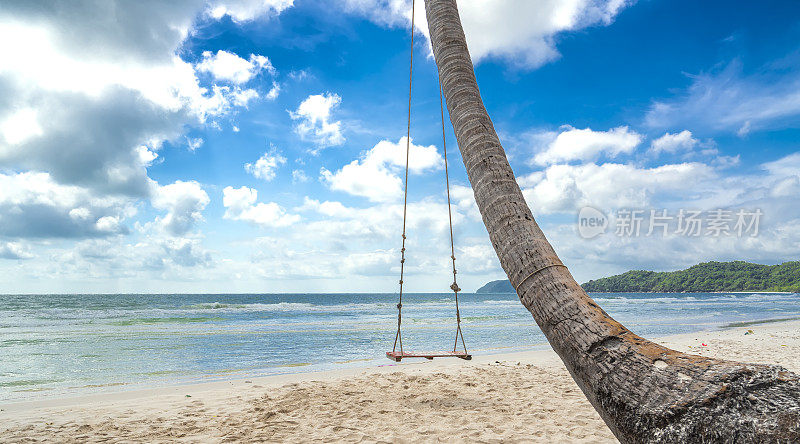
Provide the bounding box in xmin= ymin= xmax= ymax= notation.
xmin=475 ymin=279 xmax=515 ymax=293
xmin=476 ymin=261 xmax=800 ymax=293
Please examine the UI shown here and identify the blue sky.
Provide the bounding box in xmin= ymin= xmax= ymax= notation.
xmin=1 ymin=0 xmax=799 ymax=293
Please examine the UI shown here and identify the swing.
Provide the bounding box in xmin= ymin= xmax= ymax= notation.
xmin=386 ymin=0 xmax=470 ymax=363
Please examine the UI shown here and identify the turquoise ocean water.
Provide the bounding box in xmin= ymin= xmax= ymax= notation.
xmin=1 ymin=292 xmax=798 ymax=403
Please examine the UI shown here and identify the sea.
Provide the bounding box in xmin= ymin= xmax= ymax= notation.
xmin=1 ymin=292 xmax=798 ymax=403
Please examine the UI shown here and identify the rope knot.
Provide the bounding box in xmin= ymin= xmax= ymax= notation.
xmin=397 ymin=303 xmax=402 ymax=309
xmin=450 ymin=282 xmax=461 ymax=292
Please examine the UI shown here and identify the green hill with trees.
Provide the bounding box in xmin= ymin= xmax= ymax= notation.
xmin=581 ymin=261 xmax=800 ymax=293
xmin=475 ymin=279 xmax=515 ymax=293
xmin=476 ymin=261 xmax=800 ymax=293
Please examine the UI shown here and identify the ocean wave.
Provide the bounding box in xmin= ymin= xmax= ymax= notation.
xmin=185 ymin=302 xmax=318 ymax=312
xmin=185 ymin=302 xmax=246 ymax=310
xmin=106 ymin=316 xmax=222 ymax=326
xmin=182 ymin=302 xmax=387 ymax=313
xmin=180 ymin=300 xmax=522 ymax=313
xmin=481 ymin=299 xmax=520 ymax=305
xmin=592 ymin=293 xmax=796 ymax=305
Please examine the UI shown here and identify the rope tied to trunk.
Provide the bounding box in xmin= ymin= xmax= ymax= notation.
xmin=514 ymin=262 xmax=568 ymax=293
xmin=439 ymin=74 xmax=467 ymax=354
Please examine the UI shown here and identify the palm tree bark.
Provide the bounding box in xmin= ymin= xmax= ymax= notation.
xmin=424 ymin=0 xmax=800 ymax=442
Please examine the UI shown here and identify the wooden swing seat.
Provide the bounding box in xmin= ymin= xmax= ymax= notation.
xmin=386 ymin=351 xmax=472 ymax=362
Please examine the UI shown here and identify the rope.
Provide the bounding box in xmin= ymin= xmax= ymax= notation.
xmin=392 ymin=0 xmax=468 ymax=357
xmin=438 ymin=76 xmax=467 ymax=355
xmin=514 ymin=262 xmax=568 ymax=293
xmin=392 ymin=0 xmax=416 ymax=356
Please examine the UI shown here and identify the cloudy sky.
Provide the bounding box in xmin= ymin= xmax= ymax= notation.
xmin=1 ymin=0 xmax=799 ymax=294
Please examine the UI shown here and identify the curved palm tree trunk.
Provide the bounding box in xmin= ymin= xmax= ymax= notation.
xmin=424 ymin=0 xmax=800 ymax=442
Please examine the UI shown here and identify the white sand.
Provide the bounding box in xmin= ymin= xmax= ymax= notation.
xmin=2 ymin=320 xmax=798 ymax=443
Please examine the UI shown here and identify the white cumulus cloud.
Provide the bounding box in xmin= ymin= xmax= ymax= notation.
xmin=207 ymin=0 xmax=295 ymax=22
xmin=223 ymin=186 xmax=300 ymax=227
xmin=532 ymin=126 xmax=642 ymax=165
xmin=649 ymin=130 xmax=699 ymax=155
xmin=0 ymin=0 xmax=284 ymax=201
xmin=320 ymin=137 xmax=442 ymax=202
xmin=343 ymin=0 xmax=632 ymax=69
xmin=0 ymin=242 xmax=34 ymax=260
xmin=292 ymin=169 xmax=310 ymax=183
xmin=519 ymin=162 xmax=716 ymax=214
xmin=0 ymin=171 xmax=133 ymax=238
xmin=195 ymin=50 xmax=276 ymax=84
xmin=290 ymin=93 xmax=345 ymax=151
xmin=245 ymin=150 xmax=287 ymax=181
xmin=151 ymin=181 xmax=210 ymax=236
xmin=0 ymin=108 xmax=43 ymax=146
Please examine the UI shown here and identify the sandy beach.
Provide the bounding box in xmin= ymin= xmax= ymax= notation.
xmin=2 ymin=320 xmax=798 ymax=443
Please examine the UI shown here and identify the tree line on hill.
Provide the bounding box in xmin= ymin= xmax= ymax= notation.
xmin=476 ymin=261 xmax=800 ymax=293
